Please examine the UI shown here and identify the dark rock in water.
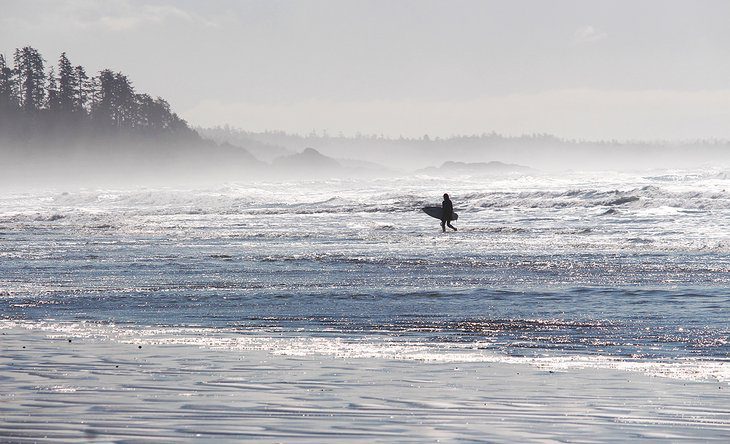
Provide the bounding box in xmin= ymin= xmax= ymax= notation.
xmin=607 ymin=196 xmax=639 ymax=206
xmin=628 ymin=237 xmax=654 ymax=244
xmin=35 ymin=214 xmax=66 ymax=222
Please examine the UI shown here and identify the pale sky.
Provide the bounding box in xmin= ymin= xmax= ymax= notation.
xmin=3 ymin=0 xmax=730 ymax=140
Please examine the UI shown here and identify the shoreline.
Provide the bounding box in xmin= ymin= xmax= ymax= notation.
xmin=2 ymin=325 xmax=728 ymax=442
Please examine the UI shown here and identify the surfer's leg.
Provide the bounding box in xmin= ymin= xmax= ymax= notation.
xmin=441 ymin=220 xmax=446 ymax=232
xmin=447 ymin=221 xmax=457 ymax=231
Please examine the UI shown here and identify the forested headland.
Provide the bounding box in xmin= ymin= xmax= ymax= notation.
xmin=0 ymin=46 xmax=198 ymax=144
xmin=0 ymin=46 xmax=258 ymax=186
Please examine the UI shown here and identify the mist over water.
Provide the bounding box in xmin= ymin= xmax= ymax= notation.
xmin=2 ymin=170 xmax=729 ymax=382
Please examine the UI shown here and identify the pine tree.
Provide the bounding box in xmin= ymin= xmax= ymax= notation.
xmin=87 ymin=74 xmax=101 ymax=115
xmin=93 ymin=69 xmax=115 ymax=125
xmin=46 ymin=67 xmax=60 ymax=112
xmin=135 ymin=93 xmax=154 ymax=129
xmin=74 ymin=65 xmax=89 ymax=113
xmin=13 ymin=46 xmax=46 ymax=113
xmin=57 ymin=52 xmax=76 ymax=113
xmin=0 ymin=54 xmax=17 ymax=112
xmin=112 ymin=72 xmax=135 ymax=128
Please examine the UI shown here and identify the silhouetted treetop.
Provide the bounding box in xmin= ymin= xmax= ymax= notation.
xmin=13 ymin=46 xmax=46 ymax=113
xmin=0 ymin=46 xmax=194 ymax=141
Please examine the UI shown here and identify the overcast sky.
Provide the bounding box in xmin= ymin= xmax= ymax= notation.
xmin=2 ymin=0 xmax=730 ymax=140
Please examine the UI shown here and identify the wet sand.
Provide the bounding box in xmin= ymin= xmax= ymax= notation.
xmin=1 ymin=326 xmax=728 ymax=442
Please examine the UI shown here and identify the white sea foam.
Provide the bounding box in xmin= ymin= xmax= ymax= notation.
xmin=0 ymin=169 xmax=728 ymax=216
xmin=1 ymin=170 xmax=728 ymax=256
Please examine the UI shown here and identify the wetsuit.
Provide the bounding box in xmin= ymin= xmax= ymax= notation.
xmin=441 ymin=197 xmax=457 ymax=232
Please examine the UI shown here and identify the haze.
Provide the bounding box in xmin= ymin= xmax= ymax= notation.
xmin=3 ymin=0 xmax=730 ymax=141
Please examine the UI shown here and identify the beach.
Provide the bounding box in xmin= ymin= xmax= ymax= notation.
xmin=1 ymin=324 xmax=728 ymax=442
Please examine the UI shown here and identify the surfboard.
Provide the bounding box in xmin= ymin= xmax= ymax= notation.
xmin=422 ymin=206 xmax=458 ymax=221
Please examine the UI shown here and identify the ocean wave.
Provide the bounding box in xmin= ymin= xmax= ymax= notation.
xmin=2 ymin=186 xmax=729 ymax=220
xmin=462 ymin=187 xmax=729 ymax=211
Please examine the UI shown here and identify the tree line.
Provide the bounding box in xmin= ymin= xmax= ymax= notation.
xmin=0 ymin=46 xmax=195 ymax=143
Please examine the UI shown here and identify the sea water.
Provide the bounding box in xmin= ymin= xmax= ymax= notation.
xmin=1 ymin=170 xmax=728 ymax=382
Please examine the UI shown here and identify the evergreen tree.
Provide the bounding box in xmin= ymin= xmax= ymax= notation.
xmin=0 ymin=54 xmax=17 ymax=112
xmin=87 ymin=74 xmax=101 ymax=114
xmin=13 ymin=46 xmax=45 ymax=113
xmin=152 ymin=97 xmax=173 ymax=129
xmin=74 ymin=65 xmax=89 ymax=114
xmin=135 ymin=93 xmax=155 ymax=129
xmin=46 ymin=67 xmax=60 ymax=112
xmin=93 ymin=69 xmax=115 ymax=125
xmin=57 ymin=52 xmax=76 ymax=113
xmin=111 ymin=72 xmax=135 ymax=128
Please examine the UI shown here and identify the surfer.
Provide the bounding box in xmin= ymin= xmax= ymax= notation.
xmin=441 ymin=193 xmax=457 ymax=232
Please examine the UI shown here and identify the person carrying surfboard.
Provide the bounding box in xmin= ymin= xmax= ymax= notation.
xmin=441 ymin=193 xmax=457 ymax=232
